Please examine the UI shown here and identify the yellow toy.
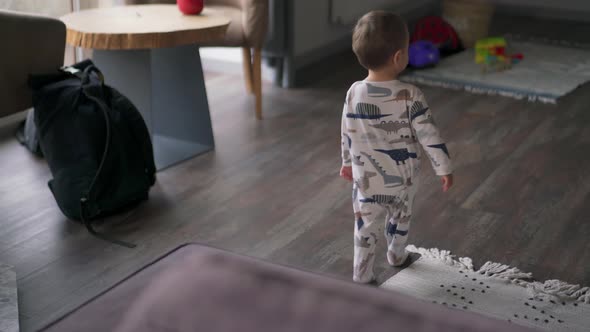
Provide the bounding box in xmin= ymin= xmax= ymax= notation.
xmin=475 ymin=37 xmax=523 ymax=73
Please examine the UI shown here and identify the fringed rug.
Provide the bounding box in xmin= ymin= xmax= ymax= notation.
xmin=381 ymin=246 xmax=590 ymax=332
xmin=400 ymin=40 xmax=590 ymax=103
xmin=0 ymin=263 xmax=18 ymax=332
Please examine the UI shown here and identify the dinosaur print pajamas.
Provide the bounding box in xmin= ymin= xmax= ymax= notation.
xmin=341 ymin=80 xmax=452 ymax=283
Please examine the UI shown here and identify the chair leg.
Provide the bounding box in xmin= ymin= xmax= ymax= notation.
xmin=252 ymin=47 xmax=263 ymax=120
xmin=242 ymin=47 xmax=254 ymax=94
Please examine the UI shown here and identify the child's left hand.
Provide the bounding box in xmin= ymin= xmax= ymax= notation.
xmin=441 ymin=174 xmax=453 ymax=192
xmin=340 ymin=166 xmax=353 ymax=182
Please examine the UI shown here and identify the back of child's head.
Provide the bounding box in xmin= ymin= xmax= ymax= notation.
xmin=352 ymin=11 xmax=408 ymax=70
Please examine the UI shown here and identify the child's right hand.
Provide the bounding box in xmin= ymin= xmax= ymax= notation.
xmin=441 ymin=174 xmax=453 ymax=192
xmin=340 ymin=165 xmax=353 ymax=182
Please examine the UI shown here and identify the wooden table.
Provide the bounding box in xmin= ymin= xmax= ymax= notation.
xmin=61 ymin=5 xmax=230 ymax=170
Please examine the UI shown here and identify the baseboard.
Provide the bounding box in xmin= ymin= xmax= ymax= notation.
xmin=495 ymin=4 xmax=590 ymax=22
xmin=199 ymin=48 xmax=276 ymax=82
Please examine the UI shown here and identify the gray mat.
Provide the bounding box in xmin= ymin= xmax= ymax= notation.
xmin=401 ymin=40 xmax=590 ymax=103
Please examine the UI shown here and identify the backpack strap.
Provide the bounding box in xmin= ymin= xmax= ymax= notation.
xmin=78 ymin=66 xmax=137 ymax=249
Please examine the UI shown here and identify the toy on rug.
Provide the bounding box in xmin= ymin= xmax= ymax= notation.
xmin=475 ymin=37 xmax=524 ymax=73
xmin=409 ymin=40 xmax=440 ymax=68
xmin=411 ymin=16 xmax=463 ymax=56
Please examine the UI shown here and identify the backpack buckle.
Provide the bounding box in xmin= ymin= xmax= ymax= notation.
xmin=61 ymin=66 xmax=81 ymax=75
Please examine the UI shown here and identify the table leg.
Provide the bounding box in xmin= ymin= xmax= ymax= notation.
xmin=93 ymin=44 xmax=214 ymax=171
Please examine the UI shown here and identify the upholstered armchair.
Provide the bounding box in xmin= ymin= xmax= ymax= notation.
xmin=124 ymin=0 xmax=268 ymax=119
xmin=0 ymin=10 xmax=66 ymax=118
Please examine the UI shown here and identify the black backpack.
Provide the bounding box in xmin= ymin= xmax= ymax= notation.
xmin=29 ymin=60 xmax=156 ymax=248
xmin=15 ymin=108 xmax=43 ymax=157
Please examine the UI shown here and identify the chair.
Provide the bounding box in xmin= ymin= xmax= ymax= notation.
xmin=125 ymin=0 xmax=269 ymax=120
xmin=0 ymin=10 xmax=66 ymax=118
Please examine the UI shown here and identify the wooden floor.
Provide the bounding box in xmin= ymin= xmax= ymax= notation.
xmin=2 ymin=16 xmax=590 ymax=332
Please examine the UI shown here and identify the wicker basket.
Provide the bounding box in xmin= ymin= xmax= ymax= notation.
xmin=442 ymin=0 xmax=495 ymax=48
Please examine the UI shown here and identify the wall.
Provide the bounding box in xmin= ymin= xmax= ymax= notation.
xmin=492 ymin=0 xmax=590 ymax=12
xmin=491 ymin=0 xmax=590 ymax=21
xmin=293 ymin=0 xmax=351 ymax=57
xmin=0 ymin=0 xmax=70 ymax=16
xmin=292 ymin=0 xmax=435 ymax=59
xmin=331 ymin=0 xmax=407 ymax=24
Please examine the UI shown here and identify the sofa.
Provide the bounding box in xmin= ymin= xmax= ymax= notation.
xmin=40 ymin=243 xmax=537 ymax=332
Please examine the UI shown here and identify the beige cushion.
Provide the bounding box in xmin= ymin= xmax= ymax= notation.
xmin=204 ymin=5 xmax=244 ymax=46
xmin=0 ymin=10 xmax=65 ymax=118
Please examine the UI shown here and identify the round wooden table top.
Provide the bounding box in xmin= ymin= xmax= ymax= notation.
xmin=60 ymin=5 xmax=230 ymax=50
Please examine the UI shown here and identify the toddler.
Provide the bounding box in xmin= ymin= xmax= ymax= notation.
xmin=340 ymin=11 xmax=453 ymax=284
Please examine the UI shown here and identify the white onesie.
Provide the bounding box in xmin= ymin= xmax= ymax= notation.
xmin=341 ymin=79 xmax=452 ymax=283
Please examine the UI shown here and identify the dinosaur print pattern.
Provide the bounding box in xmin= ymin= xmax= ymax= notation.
xmin=352 ymin=154 xmax=364 ymax=166
xmin=397 ymin=215 xmax=411 ymax=224
xmin=418 ymin=114 xmax=435 ymax=125
xmin=392 ymin=198 xmax=408 ymax=214
xmin=388 ymin=135 xmax=416 ymax=144
xmin=355 ymin=235 xmax=371 ymax=248
xmin=347 ymin=102 xmax=392 ymax=119
xmin=386 ymin=222 xmax=409 ymax=237
xmin=356 ymin=252 xmax=375 ymax=278
xmin=384 ymin=89 xmax=413 ymax=102
xmin=357 ymin=217 xmax=364 ymax=230
xmin=343 ymin=80 xmax=452 ymax=283
xmin=343 ymin=133 xmax=352 ymax=148
xmin=361 ymin=152 xmax=404 ymax=188
xmin=342 ymin=150 xmax=351 ymax=164
xmin=367 ymin=83 xmax=392 ymax=97
xmin=425 ymin=150 xmax=440 ymax=167
xmin=360 ymin=194 xmax=398 ymax=204
xmin=374 ymin=148 xmax=418 ymax=165
xmin=427 ymin=143 xmax=450 ymax=158
xmin=369 ymin=120 xmax=410 ymax=134
xmin=409 ymin=101 xmax=429 ymax=121
xmin=353 ymin=189 xmax=416 ymax=282
xmin=355 ymin=211 xmax=373 ymax=219
xmin=355 ymin=232 xmax=378 ymax=249
xmin=360 ymin=132 xmax=378 ymax=140
xmin=354 ymin=171 xmax=377 ymax=192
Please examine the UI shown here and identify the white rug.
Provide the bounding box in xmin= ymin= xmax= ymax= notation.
xmin=401 ymin=40 xmax=590 ymax=103
xmin=381 ymin=246 xmax=590 ymax=332
xmin=0 ymin=263 xmax=18 ymax=332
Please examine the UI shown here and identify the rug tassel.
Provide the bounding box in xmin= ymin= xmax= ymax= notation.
xmin=527 ymin=280 xmax=590 ymax=304
xmin=476 ymin=261 xmax=533 ymax=280
xmin=400 ymin=76 xmax=557 ymax=104
xmin=407 ymin=245 xmax=589 ymax=304
xmin=406 ymin=245 xmax=473 ymax=270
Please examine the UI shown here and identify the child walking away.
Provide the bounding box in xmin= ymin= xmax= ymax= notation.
xmin=340 ymin=11 xmax=453 ymax=284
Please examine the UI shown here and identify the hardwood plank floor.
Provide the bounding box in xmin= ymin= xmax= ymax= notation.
xmin=2 ymin=17 xmax=590 ymax=332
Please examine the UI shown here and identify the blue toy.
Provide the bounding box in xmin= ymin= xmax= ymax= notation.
xmin=408 ymin=41 xmax=440 ymax=68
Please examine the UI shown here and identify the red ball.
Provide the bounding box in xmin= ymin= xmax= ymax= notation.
xmin=177 ymin=0 xmax=204 ymax=15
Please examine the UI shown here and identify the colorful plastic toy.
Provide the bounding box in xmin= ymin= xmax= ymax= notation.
xmin=409 ymin=40 xmax=440 ymax=68
xmin=475 ymin=37 xmax=524 ymax=73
